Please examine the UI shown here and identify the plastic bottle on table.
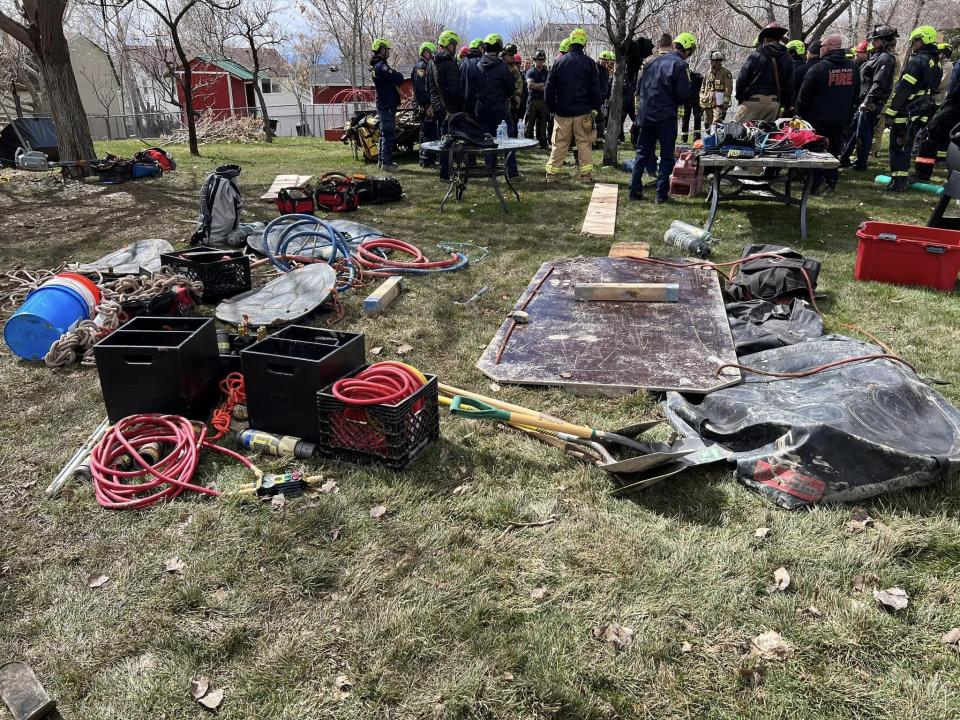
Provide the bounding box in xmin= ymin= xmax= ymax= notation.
xmin=496 ymin=121 xmax=508 ymax=144
xmin=517 ymin=119 xmax=526 ymax=139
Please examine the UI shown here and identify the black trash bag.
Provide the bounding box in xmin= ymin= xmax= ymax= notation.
xmin=726 ymin=298 xmax=824 ymax=356
xmin=726 ymin=244 xmax=822 ymax=302
xmin=664 ymin=336 xmax=960 ymax=509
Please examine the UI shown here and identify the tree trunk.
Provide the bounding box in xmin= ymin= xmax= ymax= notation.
xmin=11 ymin=81 xmax=23 ymax=117
xmin=172 ymin=37 xmax=200 ymax=156
xmin=603 ymin=57 xmax=626 ymax=167
xmin=249 ymin=45 xmax=273 ymax=142
xmin=35 ymin=53 xmax=96 ymax=178
xmin=865 ymin=0 xmax=874 ymax=36
xmin=788 ymin=2 xmax=804 ymax=41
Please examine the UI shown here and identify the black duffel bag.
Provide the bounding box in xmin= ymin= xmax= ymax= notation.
xmin=726 ymin=243 xmax=822 ymax=302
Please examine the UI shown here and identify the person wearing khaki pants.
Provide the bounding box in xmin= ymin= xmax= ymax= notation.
xmin=543 ymin=27 xmax=602 ymax=183
xmin=733 ymin=23 xmax=794 ymax=122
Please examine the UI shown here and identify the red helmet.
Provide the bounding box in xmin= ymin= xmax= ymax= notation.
xmin=758 ymin=22 xmax=789 ymax=41
xmin=855 ymin=40 xmax=869 ymax=53
xmin=459 ymin=46 xmax=469 ymax=58
xmin=514 ymin=53 xmax=522 ymax=63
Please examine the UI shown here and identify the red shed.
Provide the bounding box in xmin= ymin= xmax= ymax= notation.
xmin=175 ymin=56 xmax=256 ymax=119
xmin=310 ymin=63 xmax=414 ymax=105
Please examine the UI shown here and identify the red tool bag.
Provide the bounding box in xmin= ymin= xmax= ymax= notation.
xmin=275 ymin=185 xmax=316 ymax=215
xmin=314 ymin=173 xmax=360 ymax=212
xmin=134 ymin=147 xmax=176 ymax=172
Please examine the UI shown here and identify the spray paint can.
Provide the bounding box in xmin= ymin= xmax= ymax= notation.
xmin=237 ymin=429 xmax=316 ymax=459
xmin=662 ymin=228 xmax=711 ymax=258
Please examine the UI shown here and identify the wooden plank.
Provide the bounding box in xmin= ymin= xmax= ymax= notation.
xmin=362 ymin=276 xmax=403 ymax=315
xmin=580 ymin=183 xmax=619 ymax=236
xmin=608 ymin=242 xmax=650 ymax=258
xmin=260 ymin=174 xmax=312 ymax=200
xmin=574 ymin=282 xmax=679 ymax=302
xmin=699 ymin=152 xmax=838 ymax=170
xmin=476 ymin=258 xmax=740 ymax=395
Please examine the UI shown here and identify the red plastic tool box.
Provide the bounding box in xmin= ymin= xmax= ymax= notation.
xmin=855 ymin=221 xmax=960 ymax=291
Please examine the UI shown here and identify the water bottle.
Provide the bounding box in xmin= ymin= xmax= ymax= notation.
xmin=662 ymin=226 xmax=712 ymax=258
xmin=496 ymin=121 xmax=507 ymax=144
xmin=517 ymin=118 xmax=526 ymax=138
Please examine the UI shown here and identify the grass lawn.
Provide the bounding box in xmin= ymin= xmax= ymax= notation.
xmin=0 ymin=136 xmax=959 ymax=719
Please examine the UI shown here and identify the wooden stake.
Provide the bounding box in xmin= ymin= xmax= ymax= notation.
xmin=363 ymin=276 xmax=403 ymax=315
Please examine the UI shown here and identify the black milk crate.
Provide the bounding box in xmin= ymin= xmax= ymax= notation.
xmin=316 ymin=367 xmax=439 ymax=470
xmin=241 ymin=328 xmax=365 ymax=442
xmin=160 ymin=246 xmax=251 ymax=303
xmin=93 ymin=316 xmax=219 ymax=422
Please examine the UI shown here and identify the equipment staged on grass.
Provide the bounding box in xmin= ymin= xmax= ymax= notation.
xmin=2 ymin=59 xmax=960 ymax=718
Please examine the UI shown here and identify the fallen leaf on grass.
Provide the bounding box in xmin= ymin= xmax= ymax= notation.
xmin=164 ymin=556 xmax=185 ymax=574
xmin=750 ymin=631 xmax=793 ymax=661
xmin=681 ymin=641 xmax=693 ymax=653
xmin=852 ymin=573 xmax=880 ymax=594
xmin=190 ymin=676 xmax=210 ymax=700
xmin=212 ymin=588 xmax=229 ymax=603
xmin=370 ymin=346 xmax=383 ymax=356
xmin=847 ymin=516 xmax=874 ymax=534
xmin=530 ymin=586 xmax=548 ymax=599
xmin=489 ymin=383 xmax=501 ymax=392
xmin=738 ymin=661 xmax=765 ymax=688
xmin=754 ymin=527 xmax=770 ymax=539
xmin=334 ymin=674 xmax=351 ymax=691
xmin=86 ymin=572 xmax=110 ymax=589
xmin=330 ymin=526 xmax=342 ymax=541
xmin=271 ymin=494 xmax=286 ymax=511
xmin=592 ymin=622 xmax=634 ymax=651
xmin=197 ymin=687 xmax=224 ymax=711
xmin=502 ymin=671 xmax=515 ymax=681
xmin=396 ymin=344 xmax=413 ymax=355
xmin=320 ymin=480 xmax=339 ymax=494
xmin=873 ymin=587 xmax=909 ymax=612
xmin=941 ymin=628 xmax=960 ymax=651
xmin=369 ymin=504 xmax=388 ymax=519
xmin=767 ymin=566 xmax=791 ymax=594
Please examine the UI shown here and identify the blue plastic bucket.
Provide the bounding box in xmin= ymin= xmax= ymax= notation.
xmin=4 ymin=284 xmax=90 ymax=360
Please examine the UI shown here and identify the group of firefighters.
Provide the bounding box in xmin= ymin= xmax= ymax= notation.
xmin=367 ymin=21 xmax=958 ymax=199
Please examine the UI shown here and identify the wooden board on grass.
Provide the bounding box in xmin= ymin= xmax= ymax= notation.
xmin=260 ymin=174 xmax=312 ymax=200
xmin=580 ymin=183 xmax=619 ymax=236
xmin=608 ymin=242 xmax=650 ymax=258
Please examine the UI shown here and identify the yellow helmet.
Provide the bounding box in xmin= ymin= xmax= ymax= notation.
xmin=569 ymin=28 xmax=588 ymax=46
xmin=674 ymin=32 xmax=697 ymax=51
xmin=786 ymin=39 xmax=806 ymax=56
xmin=908 ymin=26 xmax=937 ymax=45
xmin=371 ymin=38 xmax=392 ymax=52
xmin=559 ymin=37 xmax=571 ymax=53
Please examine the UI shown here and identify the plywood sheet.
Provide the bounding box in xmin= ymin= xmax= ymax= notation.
xmin=260 ymin=174 xmax=312 ymax=200
xmin=609 ymin=241 xmax=649 ymax=258
xmin=580 ymin=183 xmax=618 ymax=236
xmin=477 ymin=257 xmax=741 ymax=394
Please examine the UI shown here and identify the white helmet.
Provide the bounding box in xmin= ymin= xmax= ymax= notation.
xmin=711 ymin=51 xmax=725 ymax=60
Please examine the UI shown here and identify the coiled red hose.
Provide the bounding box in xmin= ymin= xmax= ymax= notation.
xmin=90 ymin=414 xmax=256 ymax=510
xmin=332 ymin=361 xmax=425 ymax=407
xmin=354 ymin=238 xmax=461 ymax=272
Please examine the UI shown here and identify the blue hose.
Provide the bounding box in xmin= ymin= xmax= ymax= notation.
xmin=262 ymin=214 xmax=357 ymax=291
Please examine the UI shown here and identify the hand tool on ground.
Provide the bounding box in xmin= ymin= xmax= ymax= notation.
xmin=448 ymin=395 xmax=659 ymax=454
xmin=47 ymin=418 xmax=110 ymax=497
xmin=454 ymin=286 xmax=489 ymax=305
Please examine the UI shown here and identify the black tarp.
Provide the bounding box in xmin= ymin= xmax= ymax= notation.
xmin=665 ymin=336 xmax=960 ymax=509
xmin=0 ymin=117 xmax=59 ymax=167
xmin=726 ymin=298 xmax=824 ymax=356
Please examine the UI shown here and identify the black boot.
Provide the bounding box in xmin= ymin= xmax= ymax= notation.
xmin=886 ymin=177 xmax=908 ymax=192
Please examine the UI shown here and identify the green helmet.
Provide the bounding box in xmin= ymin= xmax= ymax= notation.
xmin=569 ymin=28 xmax=588 ymax=46
xmin=419 ymin=41 xmax=437 ymax=56
xmin=559 ymin=37 xmax=571 ymax=53
xmin=371 ymin=38 xmax=392 ymax=52
xmin=938 ymin=42 xmax=952 ymax=52
xmin=438 ymin=30 xmax=460 ymax=47
xmin=909 ymin=25 xmax=937 ymax=45
xmin=674 ymin=32 xmax=697 ymax=51
xmin=469 ymin=37 xmax=484 ymax=49
xmin=484 ymin=33 xmax=503 ymax=47
xmin=599 ymin=50 xmax=615 ymax=60
xmin=786 ymin=39 xmax=806 ymax=56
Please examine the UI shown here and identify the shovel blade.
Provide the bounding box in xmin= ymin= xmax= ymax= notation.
xmin=599 ymin=448 xmax=695 ymax=476
xmin=0 ymin=662 xmax=55 ymax=720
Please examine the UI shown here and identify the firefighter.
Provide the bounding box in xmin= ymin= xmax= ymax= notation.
xmin=629 ymin=32 xmax=695 ymax=203
xmin=796 ymin=34 xmax=860 ymax=193
xmin=935 ymin=43 xmax=954 ymax=105
xmin=885 ymin=25 xmax=941 ymax=191
xmin=701 ymin=51 xmax=733 ymax=128
xmin=544 ymin=28 xmax=603 ymax=184
xmin=459 ymin=38 xmax=484 ymax=110
xmin=735 ymin=22 xmax=793 ymax=121
xmin=503 ymin=44 xmax=525 ymax=148
xmin=914 ymin=55 xmax=960 ymax=181
xmin=464 ymin=33 xmax=519 ymax=177
xmin=854 ymin=40 xmax=870 ymax=65
xmin=524 ymin=50 xmax=549 ymax=148
xmin=427 ymin=30 xmax=462 ymax=181
xmin=680 ymin=70 xmax=703 ymax=143
xmin=786 ymin=40 xmax=806 ymax=71
xmin=840 ymin=25 xmax=897 ymax=171
xmin=413 ymin=41 xmax=438 ymax=168
xmin=556 ymin=36 xmax=571 ymax=59
xmin=370 ymin=38 xmax=404 ymax=172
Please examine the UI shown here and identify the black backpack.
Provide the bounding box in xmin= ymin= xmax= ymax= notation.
xmin=726 ymin=244 xmax=822 ymax=302
xmin=354 ymin=176 xmax=403 ymax=204
xmin=443 ymin=112 xmax=496 ymax=148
